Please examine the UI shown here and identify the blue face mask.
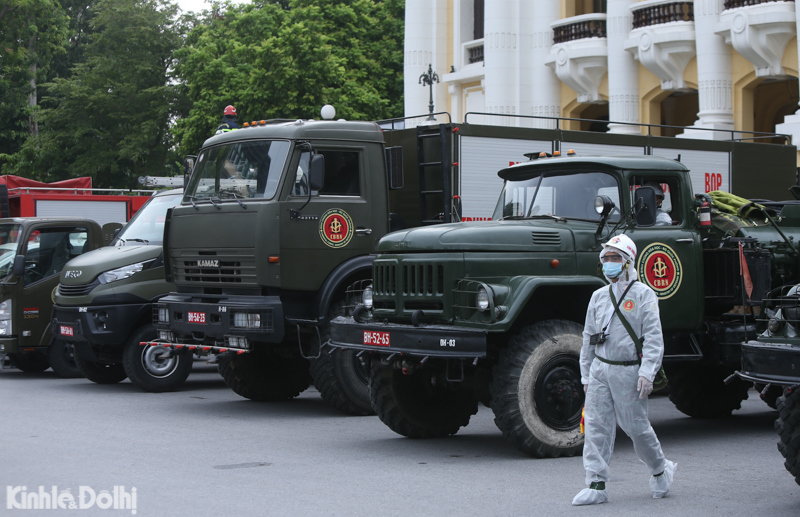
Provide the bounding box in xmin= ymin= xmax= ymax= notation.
xmin=602 ymin=262 xmax=624 ymax=279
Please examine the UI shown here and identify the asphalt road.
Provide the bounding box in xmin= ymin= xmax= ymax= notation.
xmin=2 ymin=364 xmax=799 ymax=516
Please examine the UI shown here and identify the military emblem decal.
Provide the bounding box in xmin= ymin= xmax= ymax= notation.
xmin=319 ymin=208 xmax=354 ymax=248
xmin=637 ymin=243 xmax=682 ymax=300
xmin=623 ymin=300 xmax=635 ymax=311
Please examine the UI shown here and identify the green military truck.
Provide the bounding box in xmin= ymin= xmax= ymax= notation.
xmin=148 ymin=111 xmax=797 ymax=417
xmin=329 ymin=150 xmax=800 ymax=457
xmin=736 ymin=285 xmax=800 ymax=486
xmin=51 ymin=189 xmax=184 ymax=391
xmin=0 ymin=217 xmax=108 ymax=377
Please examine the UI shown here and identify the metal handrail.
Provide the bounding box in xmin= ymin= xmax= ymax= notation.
xmin=462 ymin=112 xmax=792 ymax=145
xmin=8 ymin=186 xmax=158 ymax=196
xmin=377 ymin=112 xmax=453 ymax=130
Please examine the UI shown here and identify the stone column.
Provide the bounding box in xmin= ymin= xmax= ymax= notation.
xmin=775 ymin=4 xmax=800 ymax=151
xmin=404 ymin=0 xmax=448 ymax=125
xmin=682 ymin=0 xmax=734 ymax=139
xmin=529 ymin=0 xmax=560 ymax=128
xmin=606 ymin=0 xmax=640 ymax=135
xmin=484 ymin=0 xmax=518 ymax=126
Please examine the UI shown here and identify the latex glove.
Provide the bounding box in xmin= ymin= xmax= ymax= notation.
xmin=638 ymin=376 xmax=653 ymax=399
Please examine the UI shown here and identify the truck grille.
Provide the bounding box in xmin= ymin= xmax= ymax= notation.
xmin=57 ymin=280 xmax=99 ymax=297
xmin=53 ymin=308 xmax=80 ymax=324
xmin=373 ymin=260 xmax=446 ymax=313
xmin=171 ymin=249 xmax=257 ymax=287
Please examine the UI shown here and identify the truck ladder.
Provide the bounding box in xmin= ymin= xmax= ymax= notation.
xmin=416 ymin=124 xmax=453 ymax=224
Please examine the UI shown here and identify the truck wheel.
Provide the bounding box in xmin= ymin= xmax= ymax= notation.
xmin=310 ymin=301 xmax=374 ymax=416
xmin=667 ymin=363 xmax=750 ymax=418
xmin=122 ymin=324 xmax=192 ymax=393
xmin=776 ymin=387 xmax=800 ymax=486
xmin=8 ymin=352 xmax=50 ymax=373
xmin=369 ymin=361 xmax=478 ymax=438
xmin=47 ymin=340 xmax=82 ymax=378
xmin=217 ymin=349 xmax=311 ymax=401
xmin=73 ymin=353 xmax=127 ymax=384
xmin=490 ymin=320 xmax=584 ymax=458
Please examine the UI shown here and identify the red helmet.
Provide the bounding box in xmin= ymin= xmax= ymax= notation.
xmin=223 ymin=105 xmax=236 ymax=116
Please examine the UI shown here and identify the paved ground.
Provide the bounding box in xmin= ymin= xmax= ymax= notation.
xmin=2 ymin=364 xmax=799 ymax=516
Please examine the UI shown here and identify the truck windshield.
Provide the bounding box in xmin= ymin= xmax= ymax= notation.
xmin=187 ymin=140 xmax=291 ymax=201
xmin=0 ymin=224 xmax=22 ymax=281
xmin=492 ymin=171 xmax=622 ymax=222
xmin=114 ymin=192 xmax=182 ymax=246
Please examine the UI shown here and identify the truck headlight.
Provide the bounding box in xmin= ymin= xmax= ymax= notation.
xmin=233 ymin=312 xmax=261 ymax=329
xmin=362 ymin=286 xmax=373 ymax=309
xmin=157 ymin=307 xmax=169 ymax=324
xmin=98 ymin=260 xmax=153 ymax=284
xmin=0 ymin=299 xmax=11 ymax=335
xmin=476 ymin=287 xmax=490 ymax=312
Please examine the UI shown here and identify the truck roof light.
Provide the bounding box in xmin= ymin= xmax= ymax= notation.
xmin=539 ymin=152 xmax=547 ymax=157
xmin=553 ymin=151 xmax=561 ymax=156
xmin=251 ymin=121 xmax=257 ymax=126
xmin=567 ymin=149 xmax=576 ymax=155
xmin=242 ymin=122 xmax=250 ymax=128
xmin=259 ymin=120 xmax=266 ymax=125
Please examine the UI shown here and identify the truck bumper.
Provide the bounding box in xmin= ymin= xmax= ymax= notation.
xmin=51 ymin=303 xmax=150 ymax=346
xmin=0 ymin=337 xmax=21 ymax=355
xmin=738 ymin=340 xmax=800 ymax=386
xmin=329 ymin=316 xmax=487 ymax=358
xmin=154 ymin=293 xmax=284 ymax=345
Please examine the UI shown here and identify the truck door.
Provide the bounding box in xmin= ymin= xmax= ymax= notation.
xmin=19 ymin=225 xmax=92 ymax=348
xmin=623 ymin=176 xmax=704 ymax=332
xmin=280 ymin=146 xmax=374 ymax=292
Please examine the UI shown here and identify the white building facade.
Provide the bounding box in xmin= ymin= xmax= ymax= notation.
xmin=404 ymin=0 xmax=800 ymax=150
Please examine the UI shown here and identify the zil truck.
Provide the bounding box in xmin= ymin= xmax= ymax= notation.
xmin=147 ymin=109 xmax=797 ymax=417
xmin=329 ymin=148 xmax=800 ymax=457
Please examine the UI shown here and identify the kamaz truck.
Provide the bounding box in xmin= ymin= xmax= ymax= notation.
xmin=149 ymin=110 xmax=797 ymax=416
xmin=329 ymin=150 xmax=800 ymax=457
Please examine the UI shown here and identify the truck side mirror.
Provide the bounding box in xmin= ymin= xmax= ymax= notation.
xmin=385 ymin=146 xmax=404 ymax=189
xmin=634 ymin=186 xmax=657 ymax=227
xmin=13 ymin=254 xmax=25 ymax=277
xmin=102 ymin=222 xmax=124 ymax=246
xmin=309 ymin=154 xmax=325 ymax=191
xmin=183 ymin=155 xmax=196 ymax=189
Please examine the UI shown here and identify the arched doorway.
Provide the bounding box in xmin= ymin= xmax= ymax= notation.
xmin=661 ymin=91 xmax=699 ymax=137
xmin=754 ymin=78 xmax=799 ymax=143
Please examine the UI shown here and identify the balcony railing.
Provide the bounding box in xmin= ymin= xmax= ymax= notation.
xmin=553 ymin=14 xmax=607 ymax=44
xmin=632 ymin=1 xmax=694 ymax=29
xmin=724 ymin=0 xmax=792 ymax=8
xmin=468 ymin=45 xmax=484 ymax=64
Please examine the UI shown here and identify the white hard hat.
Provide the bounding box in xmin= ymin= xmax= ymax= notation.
xmin=602 ymin=234 xmax=637 ymax=262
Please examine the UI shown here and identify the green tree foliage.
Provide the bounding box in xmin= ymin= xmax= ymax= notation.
xmin=0 ymin=0 xmax=68 ymax=161
xmin=5 ymin=0 xmax=188 ymax=188
xmin=174 ymin=0 xmax=404 ymax=154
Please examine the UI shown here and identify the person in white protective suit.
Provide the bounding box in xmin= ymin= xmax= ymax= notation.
xmin=572 ymin=234 xmax=676 ymax=506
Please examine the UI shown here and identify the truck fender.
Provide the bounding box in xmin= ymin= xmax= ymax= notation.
xmin=314 ymin=255 xmax=375 ymax=321
xmin=497 ymin=276 xmax=606 ymax=331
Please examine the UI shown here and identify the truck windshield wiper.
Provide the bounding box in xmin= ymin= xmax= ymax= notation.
xmin=188 ymin=196 xmax=200 ymax=210
xmin=125 ymin=238 xmax=149 ymax=244
xmin=208 ymin=197 xmax=221 ymax=210
xmin=218 ymin=189 xmax=248 ymax=209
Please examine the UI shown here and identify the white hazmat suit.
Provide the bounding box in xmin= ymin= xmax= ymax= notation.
xmin=572 ymin=236 xmax=676 ymax=506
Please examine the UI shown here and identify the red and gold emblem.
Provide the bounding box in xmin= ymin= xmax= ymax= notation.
xmin=623 ymin=300 xmax=635 ymax=311
xmin=319 ymin=208 xmax=354 ymax=248
xmin=637 ymin=243 xmax=682 ymax=299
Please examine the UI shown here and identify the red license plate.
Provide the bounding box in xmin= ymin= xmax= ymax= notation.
xmin=187 ymin=312 xmax=206 ymax=324
xmin=363 ymin=330 xmax=390 ymax=347
xmin=60 ymin=325 xmax=74 ymax=337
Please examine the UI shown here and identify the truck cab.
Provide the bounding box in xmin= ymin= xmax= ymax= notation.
xmin=0 ymin=218 xmax=104 ymax=376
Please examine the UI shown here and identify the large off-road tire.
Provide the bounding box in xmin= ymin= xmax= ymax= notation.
xmin=47 ymin=339 xmax=82 ymax=378
xmin=776 ymin=387 xmax=800 ymax=486
xmin=217 ymin=348 xmax=311 ymax=401
xmin=369 ymin=360 xmax=479 ymax=438
xmin=123 ymin=324 xmax=192 ymax=392
xmin=310 ymin=301 xmax=374 ymax=416
xmin=73 ymin=352 xmax=127 ymax=384
xmin=490 ymin=320 xmax=584 ymax=458
xmin=666 ymin=363 xmax=751 ymax=418
xmin=8 ymin=352 xmax=50 ymax=373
